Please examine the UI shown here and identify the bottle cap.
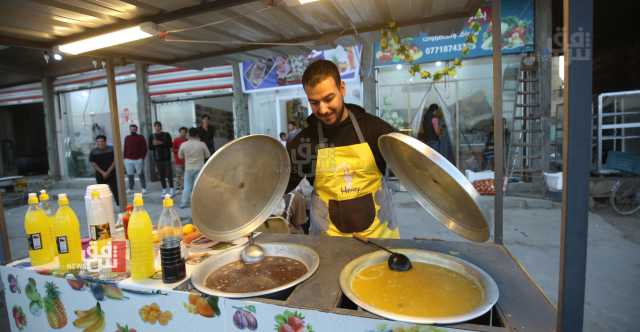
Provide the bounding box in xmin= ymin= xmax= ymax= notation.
xmin=133 ymin=193 xmax=144 ymax=207
xmin=39 ymin=189 xmax=49 ymax=201
xmin=162 ymin=194 xmax=173 ymax=208
xmin=58 ymin=193 xmax=69 ymax=206
xmin=28 ymin=193 xmax=39 ymax=205
xmin=90 ymin=190 xmax=100 ymax=200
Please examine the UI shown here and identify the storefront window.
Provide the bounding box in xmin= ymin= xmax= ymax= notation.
xmin=59 ymin=83 xmax=138 ymax=177
xmin=154 ymin=100 xmax=196 ymax=138
xmin=248 ymin=81 xmax=363 ymax=138
xmin=377 ymin=55 xmax=522 ymax=170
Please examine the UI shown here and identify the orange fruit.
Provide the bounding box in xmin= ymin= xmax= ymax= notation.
xmin=196 ymin=299 xmax=214 ymax=317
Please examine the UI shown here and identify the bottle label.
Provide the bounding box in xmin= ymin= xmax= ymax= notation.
xmin=28 ymin=233 xmax=42 ymax=250
xmin=56 ymin=236 xmax=69 ymax=254
xmin=90 ymin=223 xmax=111 ymax=241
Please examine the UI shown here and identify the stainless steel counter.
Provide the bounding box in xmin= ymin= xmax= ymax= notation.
xmin=253 ymin=233 xmax=556 ymax=332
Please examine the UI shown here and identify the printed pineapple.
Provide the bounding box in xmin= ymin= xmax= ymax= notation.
xmin=44 ymin=282 xmax=68 ymax=329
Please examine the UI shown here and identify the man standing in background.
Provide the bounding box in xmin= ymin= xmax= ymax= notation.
xmin=149 ymin=121 xmax=174 ymax=198
xmin=123 ymin=124 xmax=147 ymax=194
xmin=198 ymin=114 xmax=215 ymax=155
xmin=287 ymin=121 xmax=301 ymax=143
xmin=173 ymin=127 xmax=188 ymax=193
xmin=178 ymin=128 xmax=210 ymax=208
xmin=89 ymin=135 xmax=119 ymax=206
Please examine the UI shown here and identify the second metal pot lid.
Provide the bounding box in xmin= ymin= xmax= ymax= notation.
xmin=378 ymin=133 xmax=489 ymax=242
xmin=191 ymin=135 xmax=291 ymax=242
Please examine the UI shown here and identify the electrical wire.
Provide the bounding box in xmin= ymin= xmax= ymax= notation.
xmin=163 ymin=6 xmax=272 ymax=34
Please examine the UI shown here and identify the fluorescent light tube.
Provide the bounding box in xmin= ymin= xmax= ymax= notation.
xmin=57 ymin=22 xmax=157 ymax=55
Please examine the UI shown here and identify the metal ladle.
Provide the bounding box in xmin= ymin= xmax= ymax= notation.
xmin=240 ymin=233 xmax=265 ymax=264
xmin=353 ymin=234 xmax=412 ymax=272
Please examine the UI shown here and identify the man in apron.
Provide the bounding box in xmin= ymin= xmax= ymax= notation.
xmin=286 ymin=60 xmax=400 ymax=239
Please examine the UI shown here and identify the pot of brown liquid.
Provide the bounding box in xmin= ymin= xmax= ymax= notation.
xmin=191 ymin=242 xmax=319 ymax=298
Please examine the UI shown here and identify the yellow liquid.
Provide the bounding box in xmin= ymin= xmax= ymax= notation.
xmin=24 ymin=207 xmax=55 ymax=266
xmin=351 ymin=262 xmax=483 ymax=317
xmin=128 ymin=208 xmax=155 ymax=280
xmin=53 ymin=206 xmax=83 ymax=272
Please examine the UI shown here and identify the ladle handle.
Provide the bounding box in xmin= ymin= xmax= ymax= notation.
xmin=353 ymin=234 xmax=394 ymax=254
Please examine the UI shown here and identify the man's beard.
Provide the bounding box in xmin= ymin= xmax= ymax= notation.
xmin=325 ymin=103 xmax=346 ymax=127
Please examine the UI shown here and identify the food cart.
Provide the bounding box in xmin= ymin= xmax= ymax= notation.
xmin=0 ymin=0 xmax=592 ymax=331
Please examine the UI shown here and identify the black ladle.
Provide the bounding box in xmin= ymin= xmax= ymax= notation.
xmin=353 ymin=234 xmax=412 ymax=272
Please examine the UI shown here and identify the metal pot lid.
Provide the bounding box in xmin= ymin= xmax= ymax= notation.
xmin=378 ymin=133 xmax=489 ymax=242
xmin=191 ymin=135 xmax=290 ymax=242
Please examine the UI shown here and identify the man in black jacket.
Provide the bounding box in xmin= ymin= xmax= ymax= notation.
xmin=149 ymin=121 xmax=174 ymax=197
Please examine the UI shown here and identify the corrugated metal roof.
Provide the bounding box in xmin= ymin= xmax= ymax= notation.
xmin=0 ymin=0 xmax=482 ymax=87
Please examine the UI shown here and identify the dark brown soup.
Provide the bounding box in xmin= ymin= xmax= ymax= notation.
xmin=205 ymin=256 xmax=307 ymax=293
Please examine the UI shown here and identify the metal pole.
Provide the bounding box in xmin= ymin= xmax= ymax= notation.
xmin=557 ymin=0 xmax=592 ymax=330
xmin=491 ymin=0 xmax=504 ymax=245
xmin=597 ymin=94 xmax=603 ymax=170
xmin=105 ymin=59 xmax=127 ymax=210
xmin=0 ymin=192 xmax=12 ymax=264
xmin=42 ymin=76 xmax=62 ymax=180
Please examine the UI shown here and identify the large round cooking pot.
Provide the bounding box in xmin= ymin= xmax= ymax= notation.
xmin=192 ymin=242 xmax=319 ymax=298
xmin=340 ymin=249 xmax=499 ymax=324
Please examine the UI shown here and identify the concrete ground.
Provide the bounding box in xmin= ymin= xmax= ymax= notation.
xmin=1 ymin=178 xmax=639 ymax=331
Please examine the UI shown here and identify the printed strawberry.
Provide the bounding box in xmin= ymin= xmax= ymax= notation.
xmin=44 ymin=282 xmax=68 ymax=329
xmin=288 ymin=316 xmax=304 ymax=330
xmin=279 ymin=324 xmax=294 ymax=332
xmin=116 ymin=323 xmax=137 ymax=332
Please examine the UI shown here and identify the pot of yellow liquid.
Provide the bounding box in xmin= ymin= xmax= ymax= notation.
xmin=339 ymin=249 xmax=499 ymax=324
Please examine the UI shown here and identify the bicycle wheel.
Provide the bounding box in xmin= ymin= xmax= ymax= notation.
xmin=610 ymin=179 xmax=640 ymax=215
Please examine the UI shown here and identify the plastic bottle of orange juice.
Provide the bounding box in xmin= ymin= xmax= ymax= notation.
xmin=38 ymin=190 xmax=57 ymax=257
xmin=53 ymin=193 xmax=83 ymax=272
xmin=128 ymin=193 xmax=155 ymax=280
xmin=24 ymin=193 xmax=55 ymax=266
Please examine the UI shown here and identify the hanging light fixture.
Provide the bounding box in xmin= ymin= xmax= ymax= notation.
xmin=57 ymin=22 xmax=158 ymax=55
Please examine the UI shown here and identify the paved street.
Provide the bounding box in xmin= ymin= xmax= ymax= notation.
xmin=1 ymin=178 xmax=639 ymax=331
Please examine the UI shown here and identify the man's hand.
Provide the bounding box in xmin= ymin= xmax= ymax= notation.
xmin=153 ymin=139 xmax=163 ymax=146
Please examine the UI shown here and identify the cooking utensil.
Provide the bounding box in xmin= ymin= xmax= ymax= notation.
xmin=378 ymin=133 xmax=490 ymax=242
xmin=240 ymin=233 xmax=264 ymax=264
xmin=340 ymin=248 xmax=499 ymax=324
xmin=353 ymin=234 xmax=411 ymax=272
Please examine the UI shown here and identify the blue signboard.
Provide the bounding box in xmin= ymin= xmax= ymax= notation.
xmin=374 ymin=0 xmax=534 ymax=66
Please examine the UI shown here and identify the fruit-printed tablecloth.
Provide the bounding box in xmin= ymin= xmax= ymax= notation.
xmin=1 ymin=261 xmax=467 ymax=332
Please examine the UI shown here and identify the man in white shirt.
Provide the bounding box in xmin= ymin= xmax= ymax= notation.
xmin=178 ymin=127 xmax=211 ymax=208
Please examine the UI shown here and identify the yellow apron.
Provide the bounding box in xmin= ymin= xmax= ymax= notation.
xmin=310 ymin=111 xmax=400 ymax=239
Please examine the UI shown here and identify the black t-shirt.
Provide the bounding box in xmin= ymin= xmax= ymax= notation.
xmin=285 ymin=104 xmax=396 ymax=192
xmin=148 ymin=132 xmax=173 ymax=161
xmin=89 ymin=146 xmax=114 ymax=172
xmin=198 ymin=126 xmax=215 ymax=153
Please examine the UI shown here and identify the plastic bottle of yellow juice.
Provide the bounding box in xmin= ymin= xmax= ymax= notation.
xmin=38 ymin=190 xmax=57 ymax=257
xmin=128 ymin=193 xmax=155 ymax=280
xmin=53 ymin=193 xmax=83 ymax=272
xmin=24 ymin=193 xmax=55 ymax=266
